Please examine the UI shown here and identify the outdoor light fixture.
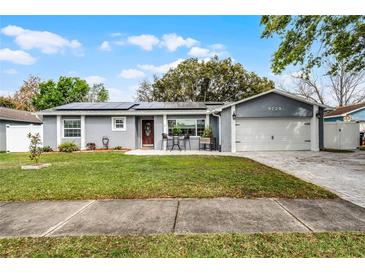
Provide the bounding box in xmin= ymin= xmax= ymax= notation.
xmin=316 ymin=112 xmax=321 ymax=118
xmin=232 ymin=111 xmax=237 ymax=120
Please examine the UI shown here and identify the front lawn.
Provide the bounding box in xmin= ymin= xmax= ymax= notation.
xmin=0 ymin=233 xmax=364 ymax=257
xmin=0 ymin=152 xmax=335 ymax=200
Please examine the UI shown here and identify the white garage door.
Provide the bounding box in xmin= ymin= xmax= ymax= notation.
xmin=6 ymin=124 xmax=43 ymax=152
xmin=235 ymin=118 xmax=311 ymax=151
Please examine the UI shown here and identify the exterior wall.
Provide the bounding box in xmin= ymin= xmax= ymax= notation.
xmin=42 ymin=116 xmax=57 ymax=149
xmin=210 ymin=115 xmax=219 ymax=149
xmin=350 ymin=109 xmax=365 ymax=121
xmin=324 ymin=116 xmax=343 ymax=122
xmin=319 ymin=107 xmax=324 ymax=150
xmin=220 ymin=107 xmax=232 ymax=152
xmin=235 ymin=92 xmax=313 ymax=118
xmin=154 ymin=115 xmax=163 ymax=150
xmin=85 ymin=116 xmax=136 ymax=149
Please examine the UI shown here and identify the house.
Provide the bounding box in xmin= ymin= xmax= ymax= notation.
xmin=0 ymin=107 xmax=43 ymax=152
xmin=324 ymin=102 xmax=365 ymax=132
xmin=36 ymin=89 xmax=328 ymax=152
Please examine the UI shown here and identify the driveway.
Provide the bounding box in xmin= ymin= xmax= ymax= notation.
xmin=239 ymin=151 xmax=365 ymax=208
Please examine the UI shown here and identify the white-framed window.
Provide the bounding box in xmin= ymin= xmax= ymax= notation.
xmin=63 ymin=119 xmax=81 ymax=138
xmin=112 ymin=117 xmax=126 ymax=131
xmin=168 ymin=119 xmax=205 ymax=136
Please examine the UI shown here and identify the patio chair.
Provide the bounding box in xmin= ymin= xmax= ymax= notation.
xmin=161 ymin=133 xmax=172 ymax=150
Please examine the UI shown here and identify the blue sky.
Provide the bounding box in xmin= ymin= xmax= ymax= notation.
xmin=0 ymin=16 xmax=283 ymax=101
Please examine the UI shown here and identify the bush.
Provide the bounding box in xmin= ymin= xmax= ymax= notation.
xmin=58 ymin=142 xmax=79 ymax=153
xmin=113 ymin=146 xmax=123 ymax=150
xmin=202 ymin=127 xmax=213 ymax=138
xmin=172 ymin=126 xmax=182 ymax=136
xmin=41 ymin=146 xmax=53 ymax=152
xmin=86 ymin=143 xmax=96 ymax=150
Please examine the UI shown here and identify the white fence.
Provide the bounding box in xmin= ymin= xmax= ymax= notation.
xmin=324 ymin=121 xmax=359 ymax=150
xmin=6 ymin=124 xmax=43 ymax=152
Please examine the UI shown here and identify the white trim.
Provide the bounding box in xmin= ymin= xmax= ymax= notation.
xmin=214 ymin=89 xmax=331 ymax=112
xmin=111 ymin=116 xmax=127 ymax=131
xmin=80 ymin=115 xmax=85 ymax=150
xmin=62 ymin=118 xmax=81 ymax=138
xmin=212 ymin=112 xmax=221 ymax=147
xmin=231 ymin=105 xmax=236 ymax=153
xmin=310 ymin=105 xmax=319 ymax=151
xmin=56 ymin=115 xmax=61 ymax=147
xmin=205 ymin=114 xmax=210 ymax=128
xmin=324 ymin=114 xmax=344 ymax=119
xmin=163 ymin=114 xmax=168 ymax=150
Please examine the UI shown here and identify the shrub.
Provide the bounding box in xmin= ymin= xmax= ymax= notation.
xmin=58 ymin=142 xmax=79 ymax=153
xmin=113 ymin=146 xmax=123 ymax=150
xmin=202 ymin=127 xmax=213 ymax=138
xmin=41 ymin=146 xmax=53 ymax=152
xmin=86 ymin=143 xmax=96 ymax=150
xmin=27 ymin=133 xmax=42 ymax=163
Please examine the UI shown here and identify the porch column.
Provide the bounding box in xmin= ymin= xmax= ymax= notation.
xmin=231 ymin=105 xmax=236 ymax=153
xmin=56 ymin=115 xmax=61 ymax=149
xmin=205 ymin=113 xmax=210 ymax=128
xmin=81 ymin=115 xmax=86 ymax=150
xmin=311 ymin=105 xmax=319 ymax=151
xmin=163 ymin=114 xmax=168 ymax=150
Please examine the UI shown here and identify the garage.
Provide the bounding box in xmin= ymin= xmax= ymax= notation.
xmin=235 ymin=118 xmax=311 ymax=151
xmin=218 ymin=89 xmax=327 ymax=152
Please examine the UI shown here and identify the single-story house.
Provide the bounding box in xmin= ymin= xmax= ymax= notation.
xmin=324 ymin=102 xmax=365 ymax=132
xmin=0 ymin=107 xmax=43 ymax=152
xmin=36 ymin=89 xmax=328 ymax=152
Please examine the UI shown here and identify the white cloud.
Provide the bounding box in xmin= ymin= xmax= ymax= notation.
xmin=0 ymin=89 xmax=14 ymax=96
xmin=3 ymin=68 xmax=18 ymax=75
xmin=127 ymin=34 xmax=159 ymax=51
xmin=119 ymin=69 xmax=145 ymax=79
xmin=210 ymin=43 xmax=225 ymax=50
xmin=99 ymin=41 xmax=111 ymax=51
xmin=187 ymin=46 xmax=212 ymax=58
xmin=137 ymin=59 xmax=184 ymax=74
xmin=1 ymin=25 xmax=82 ymax=55
xmin=160 ymin=33 xmax=198 ymax=52
xmin=108 ymin=86 xmax=136 ymax=101
xmin=0 ymin=48 xmax=36 ymax=65
xmin=84 ymin=75 xmax=106 ymax=85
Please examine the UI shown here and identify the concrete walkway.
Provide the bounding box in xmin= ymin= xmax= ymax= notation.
xmin=1 ymin=198 xmax=365 ymax=237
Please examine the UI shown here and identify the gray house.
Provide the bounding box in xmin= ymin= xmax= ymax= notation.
xmin=37 ymin=89 xmax=327 ymax=152
xmin=0 ymin=107 xmax=43 ymax=152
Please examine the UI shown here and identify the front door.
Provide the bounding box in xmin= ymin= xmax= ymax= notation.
xmin=142 ymin=120 xmax=154 ymax=146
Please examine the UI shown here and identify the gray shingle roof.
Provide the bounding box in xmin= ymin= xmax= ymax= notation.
xmin=0 ymin=107 xmax=42 ymax=123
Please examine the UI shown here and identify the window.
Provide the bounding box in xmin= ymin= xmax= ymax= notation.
xmin=112 ymin=117 xmax=126 ymax=131
xmin=63 ymin=119 xmax=81 ymax=138
xmin=168 ymin=119 xmax=205 ymax=136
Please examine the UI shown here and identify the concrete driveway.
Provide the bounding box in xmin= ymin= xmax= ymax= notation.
xmin=239 ymin=151 xmax=365 ymax=208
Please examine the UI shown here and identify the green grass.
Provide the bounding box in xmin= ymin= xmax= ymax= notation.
xmin=0 ymin=233 xmax=364 ymax=257
xmin=0 ymin=152 xmax=335 ymax=201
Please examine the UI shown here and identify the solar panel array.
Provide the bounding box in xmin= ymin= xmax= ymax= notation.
xmin=133 ymin=102 xmax=208 ymax=110
xmin=54 ymin=102 xmax=137 ymax=110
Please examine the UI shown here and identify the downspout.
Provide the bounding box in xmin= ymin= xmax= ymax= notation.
xmin=212 ymin=111 xmax=221 ymax=152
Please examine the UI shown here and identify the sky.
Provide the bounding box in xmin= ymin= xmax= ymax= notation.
xmin=0 ymin=16 xmax=285 ymax=102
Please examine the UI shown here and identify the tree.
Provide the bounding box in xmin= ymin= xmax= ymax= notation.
xmin=260 ymin=16 xmax=365 ymax=75
xmin=12 ymin=75 xmax=40 ymax=111
xmin=292 ymin=70 xmax=326 ymax=105
xmin=27 ymin=133 xmax=42 ymax=163
xmin=86 ymin=83 xmax=109 ymax=102
xmin=0 ymin=96 xmax=16 ymax=108
xmin=32 ymin=76 xmax=90 ymax=110
xmin=136 ymin=57 xmax=274 ymax=102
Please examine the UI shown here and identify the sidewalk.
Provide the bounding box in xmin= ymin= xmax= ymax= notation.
xmin=1 ymin=198 xmax=365 ymax=237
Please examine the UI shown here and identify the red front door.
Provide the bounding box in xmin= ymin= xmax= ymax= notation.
xmin=142 ymin=120 xmax=154 ymax=146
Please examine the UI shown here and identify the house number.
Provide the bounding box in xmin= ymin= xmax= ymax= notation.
xmin=267 ymin=106 xmax=283 ymax=111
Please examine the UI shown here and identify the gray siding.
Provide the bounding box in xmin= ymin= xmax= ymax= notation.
xmin=235 ymin=92 xmax=313 ymax=118
xmin=154 ymin=115 xmax=163 ymax=150
xmin=85 ymin=116 xmax=136 ymax=149
xmin=221 ymin=107 xmax=232 ymax=152
xmin=0 ymin=121 xmax=6 ymax=151
xmin=43 ymin=116 xmax=57 ymax=149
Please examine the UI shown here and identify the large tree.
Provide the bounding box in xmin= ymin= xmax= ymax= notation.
xmin=86 ymin=83 xmax=109 ymax=102
xmin=136 ymin=57 xmax=274 ymax=102
xmin=12 ymin=75 xmax=40 ymax=111
xmin=0 ymin=96 xmax=16 ymax=109
xmin=32 ymin=76 xmax=90 ymax=110
xmin=260 ymin=16 xmax=365 ymax=75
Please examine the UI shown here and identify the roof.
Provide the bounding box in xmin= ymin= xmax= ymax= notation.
xmin=39 ymin=101 xmax=226 ymax=114
xmin=214 ymin=89 xmax=331 ymax=112
xmin=325 ymin=102 xmax=365 ymax=118
xmin=0 ymin=107 xmax=42 ymax=123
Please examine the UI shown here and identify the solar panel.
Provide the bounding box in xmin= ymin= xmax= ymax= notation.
xmin=54 ymin=102 xmax=137 ymax=110
xmin=134 ymin=102 xmax=207 ymax=110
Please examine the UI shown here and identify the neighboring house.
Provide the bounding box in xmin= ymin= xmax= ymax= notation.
xmin=36 ymin=89 xmax=328 ymax=152
xmin=324 ymin=102 xmax=365 ymax=132
xmin=0 ymin=107 xmax=43 ymax=152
